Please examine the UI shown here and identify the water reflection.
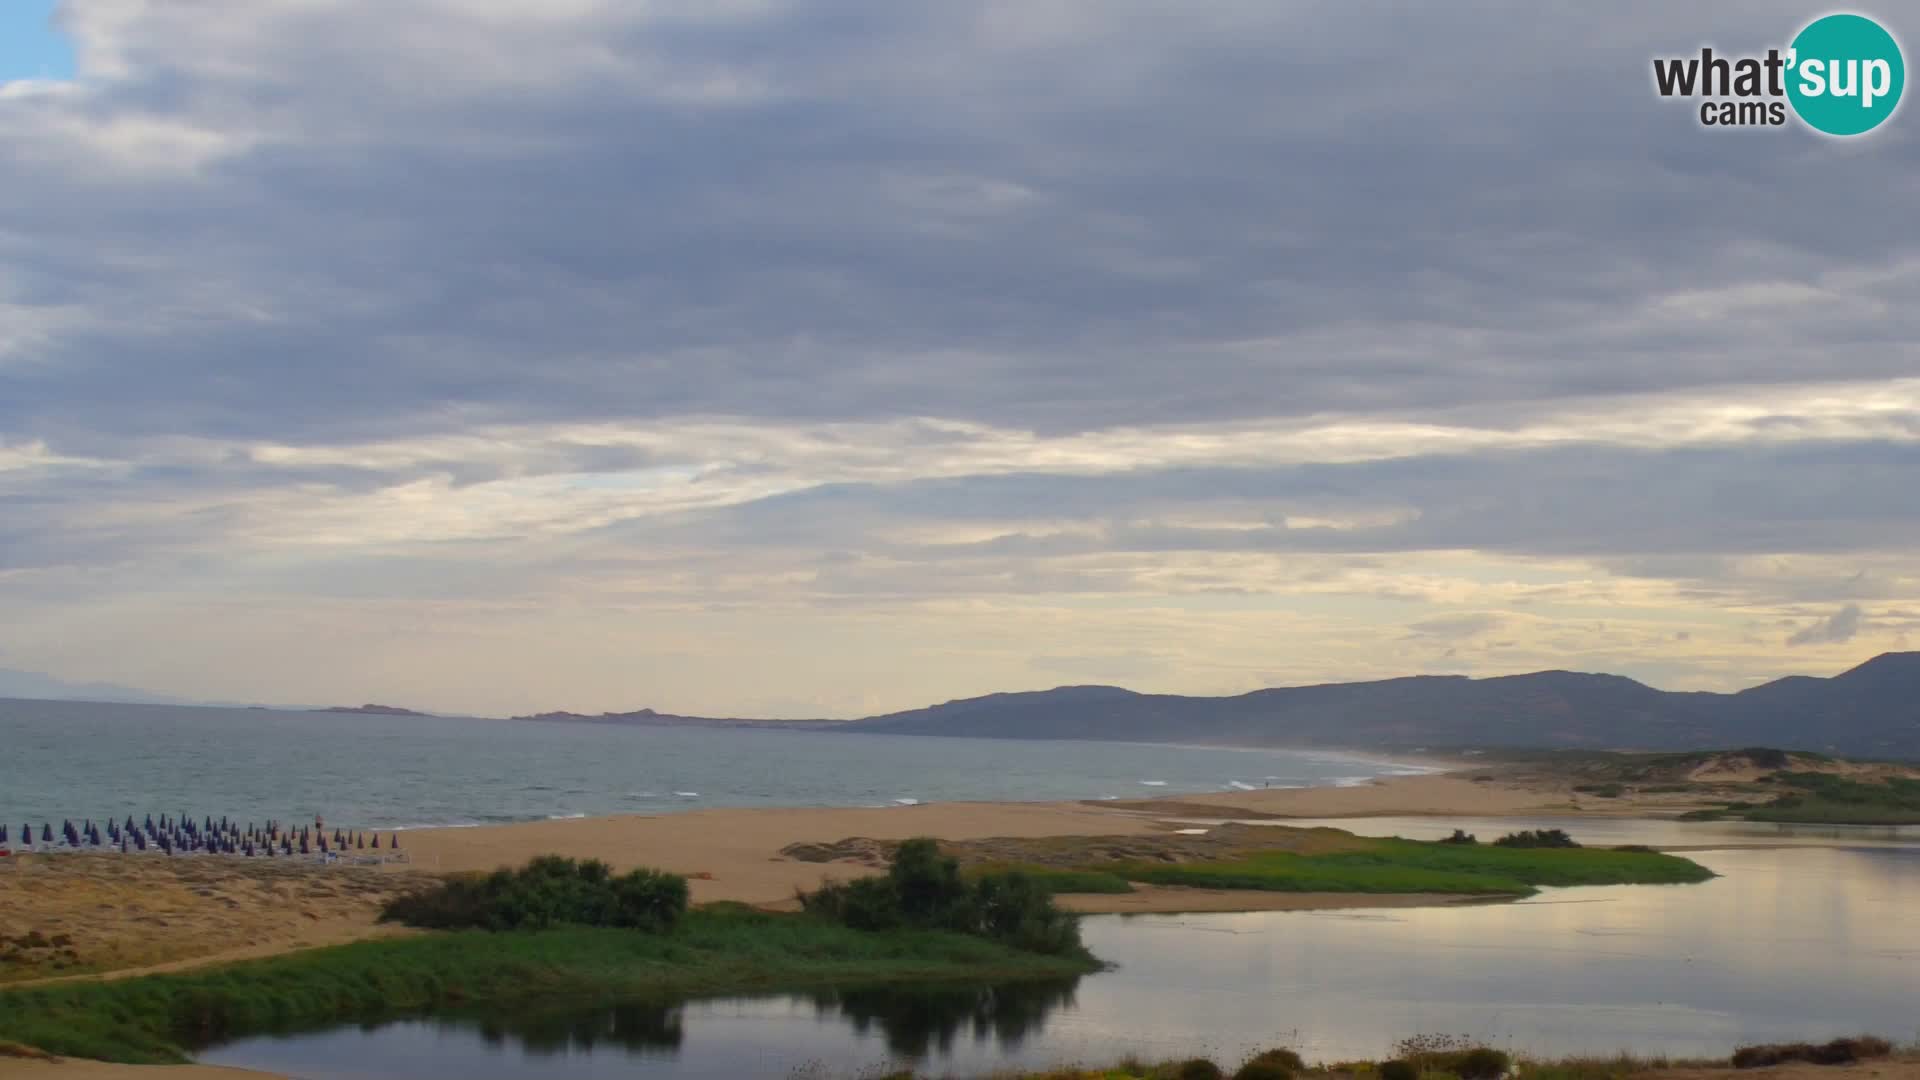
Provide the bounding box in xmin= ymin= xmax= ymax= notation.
xmin=810 ymin=979 xmax=1081 ymax=1057
xmin=466 ymin=999 xmax=686 ymax=1056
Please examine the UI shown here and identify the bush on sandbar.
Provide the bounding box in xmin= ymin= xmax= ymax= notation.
xmin=1378 ymin=1061 xmax=1418 ymax=1080
xmin=380 ymin=855 xmax=688 ymax=932
xmin=1234 ymin=1047 xmax=1303 ymax=1080
xmin=800 ymin=838 xmax=1085 ymax=956
xmin=1730 ymin=1037 xmax=1892 ymax=1069
xmin=1492 ymin=829 xmax=1580 ymax=849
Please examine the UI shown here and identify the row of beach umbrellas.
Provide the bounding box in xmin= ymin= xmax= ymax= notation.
xmin=0 ymin=814 xmax=400 ymax=858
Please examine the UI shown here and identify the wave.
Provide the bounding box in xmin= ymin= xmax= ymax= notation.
xmin=546 ymin=812 xmax=587 ymax=820
xmin=1227 ymin=781 xmax=1257 ymax=791
xmin=373 ymin=821 xmax=485 ymax=831
xmin=673 ymin=791 xmax=701 ymax=798
xmin=1331 ymin=776 xmax=1377 ymax=788
xmin=1138 ymin=780 xmax=1169 ymax=786
xmin=892 ymin=798 xmax=921 ymax=806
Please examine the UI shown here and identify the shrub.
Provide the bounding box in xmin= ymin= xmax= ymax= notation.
xmin=1176 ymin=1059 xmax=1225 ymax=1080
xmin=380 ymin=856 xmax=688 ymax=932
xmin=800 ymin=876 xmax=907 ymax=932
xmin=1380 ymin=1060 xmax=1418 ymax=1080
xmin=972 ymin=870 xmax=1083 ymax=956
xmin=1457 ymin=1047 xmax=1511 ymax=1079
xmin=1246 ymin=1048 xmax=1305 ymax=1071
xmin=800 ymin=838 xmax=1085 ymax=956
xmin=1493 ymin=829 xmax=1580 ymax=849
xmin=1441 ymin=829 xmax=1478 ymax=845
xmin=1235 ymin=1048 xmax=1304 ymax=1080
xmin=1731 ymin=1037 xmax=1892 ymax=1069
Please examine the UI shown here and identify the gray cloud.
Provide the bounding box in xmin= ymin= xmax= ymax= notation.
xmin=1786 ymin=603 xmax=1865 ymax=647
xmin=1 ymin=1 xmax=1916 ymax=709
xmin=1405 ymin=614 xmax=1506 ymax=641
xmin=4 ymin=1 xmax=1918 ymax=450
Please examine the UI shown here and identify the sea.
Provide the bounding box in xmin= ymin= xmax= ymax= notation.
xmin=0 ymin=697 xmax=1429 ymax=829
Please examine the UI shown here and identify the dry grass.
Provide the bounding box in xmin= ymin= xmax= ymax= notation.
xmin=0 ymin=853 xmax=429 ymax=984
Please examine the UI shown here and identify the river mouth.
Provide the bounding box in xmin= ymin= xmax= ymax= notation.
xmin=197 ymin=835 xmax=1920 ymax=1079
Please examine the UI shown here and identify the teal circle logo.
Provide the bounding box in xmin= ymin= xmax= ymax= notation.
xmin=1787 ymin=13 xmax=1904 ymax=135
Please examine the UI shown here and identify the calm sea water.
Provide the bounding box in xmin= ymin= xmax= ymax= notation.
xmin=199 ymin=840 xmax=1920 ymax=1076
xmin=0 ymin=697 xmax=1423 ymax=830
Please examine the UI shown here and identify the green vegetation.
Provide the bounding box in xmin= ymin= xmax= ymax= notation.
xmin=381 ymin=854 xmax=689 ymax=931
xmin=0 ymin=905 xmax=1095 ymax=1065
xmin=1101 ymin=835 xmax=1711 ymax=897
xmin=1492 ymin=828 xmax=1580 ymax=849
xmin=1731 ymin=1036 xmax=1893 ymax=1068
xmin=1680 ymin=773 xmax=1920 ymax=825
xmin=918 ymin=1035 xmax=1901 ymax=1080
xmin=1742 ymin=773 xmax=1920 ymax=824
xmin=1485 ymin=747 xmax=1835 ymax=783
xmin=966 ymin=863 xmax=1136 ymax=895
xmin=802 ymin=838 xmax=1087 ymax=956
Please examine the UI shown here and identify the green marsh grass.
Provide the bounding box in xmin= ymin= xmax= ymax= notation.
xmin=1102 ymin=837 xmax=1713 ymax=896
xmin=0 ymin=905 xmax=1096 ymax=1065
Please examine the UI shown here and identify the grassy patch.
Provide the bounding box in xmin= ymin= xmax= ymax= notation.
xmin=967 ymin=864 xmax=1136 ymax=895
xmin=1739 ymin=773 xmax=1920 ymax=824
xmin=0 ymin=905 xmax=1095 ymax=1065
xmin=1100 ymin=836 xmax=1712 ymax=896
xmin=1683 ymin=773 xmax=1920 ymax=825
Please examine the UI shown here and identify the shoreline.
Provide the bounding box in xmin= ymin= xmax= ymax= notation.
xmin=385 ymin=770 xmax=1711 ymax=909
xmin=2 ymin=765 xmax=1902 ymax=1080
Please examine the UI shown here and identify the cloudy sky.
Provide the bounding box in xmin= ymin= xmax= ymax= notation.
xmin=1 ymin=1 xmax=1916 ymax=717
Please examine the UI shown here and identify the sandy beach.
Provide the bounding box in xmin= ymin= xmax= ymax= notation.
xmin=389 ymin=772 xmax=1605 ymax=907
xmin=0 ymin=769 xmax=1703 ymax=990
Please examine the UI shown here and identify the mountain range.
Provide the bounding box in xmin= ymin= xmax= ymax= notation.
xmin=524 ymin=653 xmax=1920 ymax=759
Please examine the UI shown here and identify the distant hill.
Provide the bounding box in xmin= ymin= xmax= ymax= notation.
xmin=319 ymin=703 xmax=432 ymax=717
xmin=512 ymin=707 xmax=842 ymax=731
xmin=0 ymin=668 xmax=192 ymax=706
xmin=836 ymin=653 xmax=1920 ymax=759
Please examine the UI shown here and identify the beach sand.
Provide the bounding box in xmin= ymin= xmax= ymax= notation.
xmin=0 ymin=770 xmax=1680 ymax=988
xmin=390 ymin=772 xmax=1607 ymax=907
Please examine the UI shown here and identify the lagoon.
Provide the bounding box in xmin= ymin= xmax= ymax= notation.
xmin=199 ymin=841 xmax=1920 ymax=1077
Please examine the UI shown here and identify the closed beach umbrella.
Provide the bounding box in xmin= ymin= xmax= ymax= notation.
xmin=41 ymin=823 xmax=52 ymax=843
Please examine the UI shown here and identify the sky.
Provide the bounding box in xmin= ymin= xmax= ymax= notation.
xmin=0 ymin=2 xmax=73 ymax=82
xmin=1 ymin=1 xmax=1916 ymax=718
